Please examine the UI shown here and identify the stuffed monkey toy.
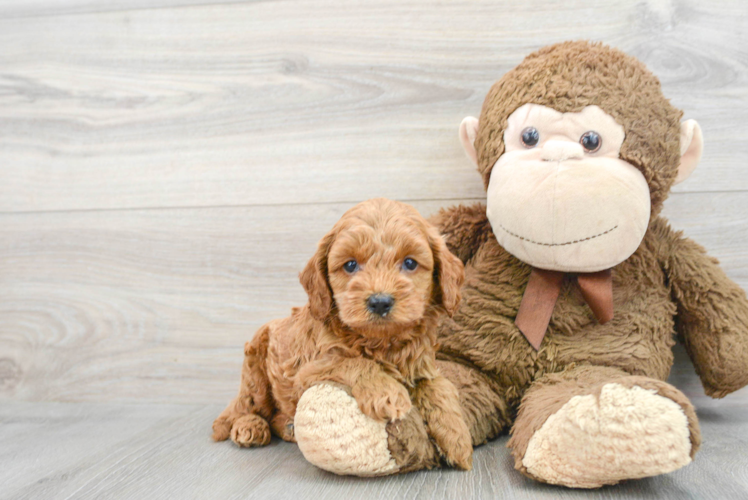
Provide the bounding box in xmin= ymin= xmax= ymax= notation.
xmin=293 ymin=41 xmax=748 ymax=488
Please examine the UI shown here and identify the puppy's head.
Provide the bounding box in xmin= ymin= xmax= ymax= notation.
xmin=299 ymin=198 xmax=464 ymax=335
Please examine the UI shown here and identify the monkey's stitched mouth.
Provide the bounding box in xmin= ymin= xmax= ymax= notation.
xmin=498 ymin=224 xmax=618 ymax=247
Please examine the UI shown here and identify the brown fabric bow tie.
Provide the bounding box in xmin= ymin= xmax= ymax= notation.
xmin=515 ymin=268 xmax=614 ymax=350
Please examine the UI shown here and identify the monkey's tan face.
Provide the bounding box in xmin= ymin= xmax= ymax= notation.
xmin=486 ymin=104 xmax=651 ymax=272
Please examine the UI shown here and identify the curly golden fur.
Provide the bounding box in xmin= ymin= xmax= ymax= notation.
xmin=212 ymin=198 xmax=472 ymax=470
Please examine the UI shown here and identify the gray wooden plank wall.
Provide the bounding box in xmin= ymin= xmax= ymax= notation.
xmin=1 ymin=0 xmax=747 ymax=498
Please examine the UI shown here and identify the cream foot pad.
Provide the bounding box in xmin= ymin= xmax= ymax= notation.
xmin=295 ymin=383 xmax=398 ymax=476
xmin=522 ymin=383 xmax=692 ymax=488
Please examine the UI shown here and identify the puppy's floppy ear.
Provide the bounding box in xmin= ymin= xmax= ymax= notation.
xmin=299 ymin=230 xmax=336 ymax=321
xmin=428 ymin=226 xmax=464 ymax=317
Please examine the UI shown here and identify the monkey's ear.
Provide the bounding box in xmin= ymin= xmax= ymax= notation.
xmin=459 ymin=116 xmax=480 ymax=167
xmin=674 ymin=119 xmax=703 ymax=185
xmin=299 ymin=232 xmax=335 ymax=321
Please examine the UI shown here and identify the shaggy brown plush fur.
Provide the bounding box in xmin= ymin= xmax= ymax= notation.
xmin=474 ymin=41 xmax=683 ymax=215
xmin=212 ymin=198 xmax=473 ymax=470
xmin=364 ymin=41 xmax=748 ymax=485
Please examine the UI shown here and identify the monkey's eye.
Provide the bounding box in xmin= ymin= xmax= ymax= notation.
xmin=402 ymin=258 xmax=418 ymax=271
xmin=580 ymin=131 xmax=602 ymax=153
xmin=343 ymin=260 xmax=359 ymax=273
xmin=521 ymin=127 xmax=540 ymax=148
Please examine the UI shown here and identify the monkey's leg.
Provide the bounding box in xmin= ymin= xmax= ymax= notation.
xmin=293 ymin=361 xmax=509 ymax=476
xmin=212 ymin=324 xmax=275 ymax=447
xmin=508 ymin=365 xmax=701 ymax=489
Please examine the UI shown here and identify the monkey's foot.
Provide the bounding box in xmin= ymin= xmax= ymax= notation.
xmin=518 ymin=382 xmax=695 ymax=488
xmin=294 ymin=383 xmax=438 ymax=476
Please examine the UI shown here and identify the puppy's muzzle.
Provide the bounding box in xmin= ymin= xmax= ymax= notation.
xmin=367 ymin=294 xmax=395 ymax=317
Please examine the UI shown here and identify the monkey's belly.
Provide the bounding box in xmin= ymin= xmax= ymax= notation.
xmin=437 ymin=238 xmax=677 ymax=409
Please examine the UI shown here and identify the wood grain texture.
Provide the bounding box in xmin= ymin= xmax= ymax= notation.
xmin=0 ymin=199 xmax=471 ymax=403
xmin=1 ymin=193 xmax=746 ymax=405
xmin=1 ymin=0 xmax=748 ymax=496
xmin=2 ymin=354 xmax=748 ymax=500
xmin=1 ymin=0 xmax=747 ymax=213
xmin=0 ymin=0 xmax=255 ymax=19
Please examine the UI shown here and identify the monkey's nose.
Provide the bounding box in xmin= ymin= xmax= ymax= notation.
xmin=540 ymin=140 xmax=584 ymax=162
xmin=367 ymin=294 xmax=395 ymax=317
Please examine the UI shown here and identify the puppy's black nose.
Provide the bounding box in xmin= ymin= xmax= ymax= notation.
xmin=367 ymin=294 xmax=394 ymax=317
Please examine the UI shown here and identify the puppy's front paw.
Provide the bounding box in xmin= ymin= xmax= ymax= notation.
xmin=230 ymin=414 xmax=271 ymax=447
xmin=413 ymin=376 xmax=473 ymax=470
xmin=353 ymin=380 xmax=412 ymax=422
xmin=425 ymin=406 xmax=473 ymax=470
xmin=442 ymin=427 xmax=473 ymax=471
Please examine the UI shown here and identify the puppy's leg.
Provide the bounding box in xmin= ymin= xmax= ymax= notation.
xmin=412 ymin=376 xmax=473 ymax=470
xmin=352 ymin=370 xmax=412 ymax=422
xmin=297 ymin=357 xmax=411 ymax=422
xmin=212 ymin=324 xmax=274 ymax=446
xmin=270 ymin=412 xmax=296 ymax=443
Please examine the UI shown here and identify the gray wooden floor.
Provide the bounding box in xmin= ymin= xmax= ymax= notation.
xmin=1 ymin=0 xmax=748 ymax=498
xmin=2 ymin=346 xmax=747 ymax=500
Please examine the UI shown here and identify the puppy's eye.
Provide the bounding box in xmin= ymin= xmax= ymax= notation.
xmin=402 ymin=258 xmax=418 ymax=271
xmin=343 ymin=260 xmax=358 ymax=274
xmin=580 ymin=131 xmax=602 ymax=153
xmin=521 ymin=127 xmax=540 ymax=148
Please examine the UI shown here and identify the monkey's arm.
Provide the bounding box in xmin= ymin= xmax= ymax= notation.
xmin=428 ymin=203 xmax=492 ymax=264
xmin=653 ymin=217 xmax=748 ymax=398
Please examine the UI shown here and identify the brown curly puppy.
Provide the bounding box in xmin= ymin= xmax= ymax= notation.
xmin=212 ymin=198 xmax=472 ymax=470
